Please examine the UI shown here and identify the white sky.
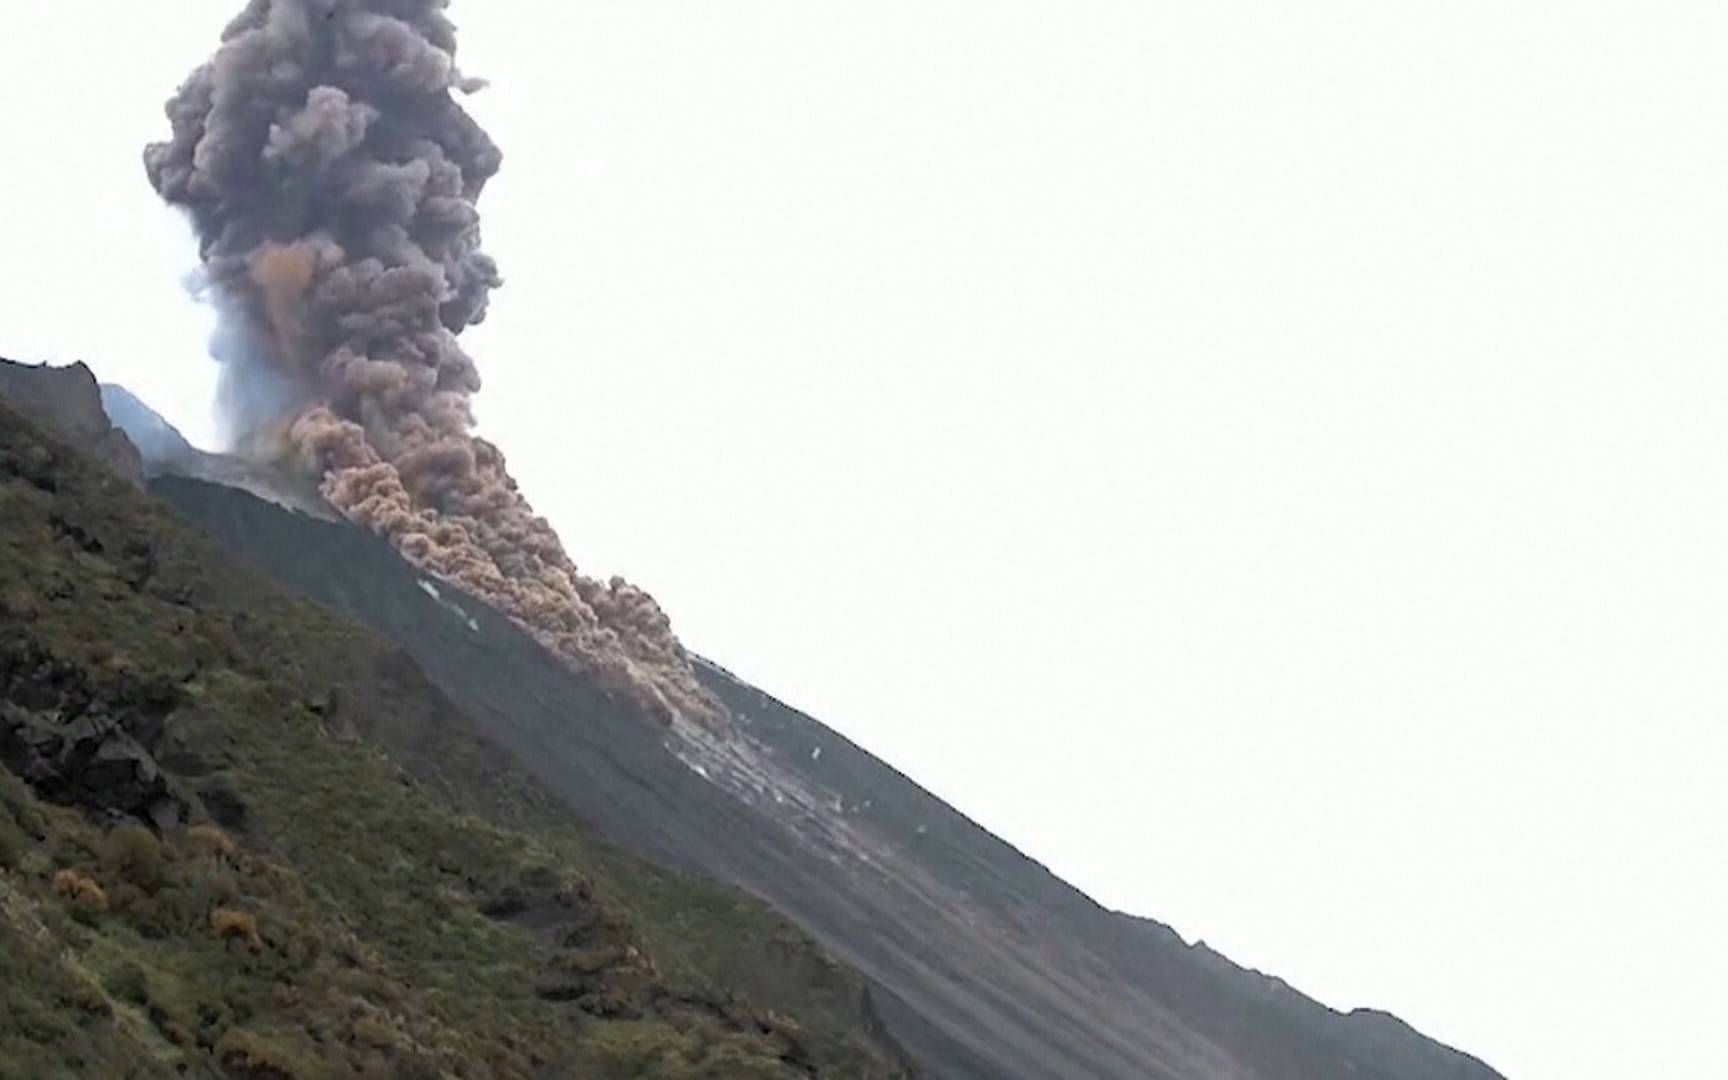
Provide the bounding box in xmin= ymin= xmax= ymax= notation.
xmin=3 ymin=4 xmax=1726 ymax=1078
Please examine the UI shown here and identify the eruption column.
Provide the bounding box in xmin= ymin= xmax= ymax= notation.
xmin=146 ymin=0 xmax=717 ymax=725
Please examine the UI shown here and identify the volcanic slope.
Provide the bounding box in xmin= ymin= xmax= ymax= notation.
xmin=138 ymin=421 xmax=1507 ymax=1076
xmin=0 ymin=392 xmax=911 ymax=1078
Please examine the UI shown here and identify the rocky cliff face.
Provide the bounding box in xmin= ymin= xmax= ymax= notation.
xmin=0 ymin=359 xmax=142 ymax=487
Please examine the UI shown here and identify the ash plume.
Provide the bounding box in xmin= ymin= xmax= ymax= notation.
xmin=145 ymin=0 xmax=717 ymax=725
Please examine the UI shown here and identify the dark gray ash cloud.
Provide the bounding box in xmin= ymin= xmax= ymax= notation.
xmin=146 ymin=0 xmax=717 ymax=724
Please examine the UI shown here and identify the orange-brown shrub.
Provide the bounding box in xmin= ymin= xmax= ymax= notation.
xmin=186 ymin=823 xmax=237 ymax=860
xmin=211 ymin=907 xmax=263 ymax=953
xmin=76 ymin=879 xmax=110 ymax=914
xmin=51 ymin=868 xmax=109 ymax=913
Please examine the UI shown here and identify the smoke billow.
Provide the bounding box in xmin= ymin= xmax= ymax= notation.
xmin=146 ymin=0 xmax=718 ymax=725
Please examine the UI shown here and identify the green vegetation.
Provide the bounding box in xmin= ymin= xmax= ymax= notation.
xmin=0 ymin=398 xmax=909 ymax=1079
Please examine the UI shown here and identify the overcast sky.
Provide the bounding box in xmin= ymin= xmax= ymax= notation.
xmin=4 ymin=3 xmax=1726 ymax=1078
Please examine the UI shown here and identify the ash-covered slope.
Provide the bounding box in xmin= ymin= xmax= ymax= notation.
xmin=138 ymin=426 xmax=1504 ymax=1078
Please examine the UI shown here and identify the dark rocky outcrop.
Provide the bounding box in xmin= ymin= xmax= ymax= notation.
xmin=0 ymin=634 xmax=184 ymax=829
xmin=0 ymin=358 xmax=143 ymax=487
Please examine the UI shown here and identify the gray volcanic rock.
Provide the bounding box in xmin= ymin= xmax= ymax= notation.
xmin=0 ymin=359 xmax=143 ymax=487
xmin=99 ymin=382 xmax=196 ymax=467
xmin=0 ymin=634 xmax=184 ymax=830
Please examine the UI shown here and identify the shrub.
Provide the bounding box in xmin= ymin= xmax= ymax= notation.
xmin=51 ymin=868 xmax=109 ymax=913
xmin=0 ymin=819 xmax=23 ymax=871
xmin=211 ymin=908 xmax=263 ymax=953
xmin=11 ymin=801 xmax=48 ymax=843
xmin=186 ymin=823 xmax=237 ymax=861
xmin=75 ymin=879 xmax=111 ymax=915
xmin=555 ymin=876 xmax=595 ymax=908
xmin=122 ymin=883 xmax=207 ymax=940
xmin=349 ymin=1015 xmax=396 ymax=1051
xmin=213 ymin=1028 xmax=307 ymax=1080
xmin=0 ymin=770 xmax=31 ymax=822
xmin=104 ymin=961 xmax=150 ymax=1006
xmin=53 ymin=973 xmax=112 ymax=1018
xmin=101 ymin=825 xmax=165 ymax=891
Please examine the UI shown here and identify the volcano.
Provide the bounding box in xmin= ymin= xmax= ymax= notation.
xmin=0 ymin=358 xmax=1505 ymax=1078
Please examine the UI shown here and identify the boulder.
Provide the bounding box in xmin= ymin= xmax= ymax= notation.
xmin=0 ymin=637 xmax=184 ymax=827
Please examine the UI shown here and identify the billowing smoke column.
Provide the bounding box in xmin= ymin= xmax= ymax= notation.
xmin=146 ymin=0 xmax=718 ymax=725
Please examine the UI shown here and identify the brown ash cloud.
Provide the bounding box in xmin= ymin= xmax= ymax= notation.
xmin=145 ymin=0 xmax=717 ymax=724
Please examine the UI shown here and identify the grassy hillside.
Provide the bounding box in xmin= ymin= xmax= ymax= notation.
xmin=0 ymin=396 xmax=910 ymax=1079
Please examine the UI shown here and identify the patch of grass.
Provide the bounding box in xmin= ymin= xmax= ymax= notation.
xmin=101 ymin=960 xmax=150 ymax=1006
xmin=0 ymin=820 xmax=23 ymax=872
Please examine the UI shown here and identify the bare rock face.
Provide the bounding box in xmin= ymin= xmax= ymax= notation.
xmin=0 ymin=635 xmax=185 ymax=830
xmin=0 ymin=359 xmax=144 ymax=488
